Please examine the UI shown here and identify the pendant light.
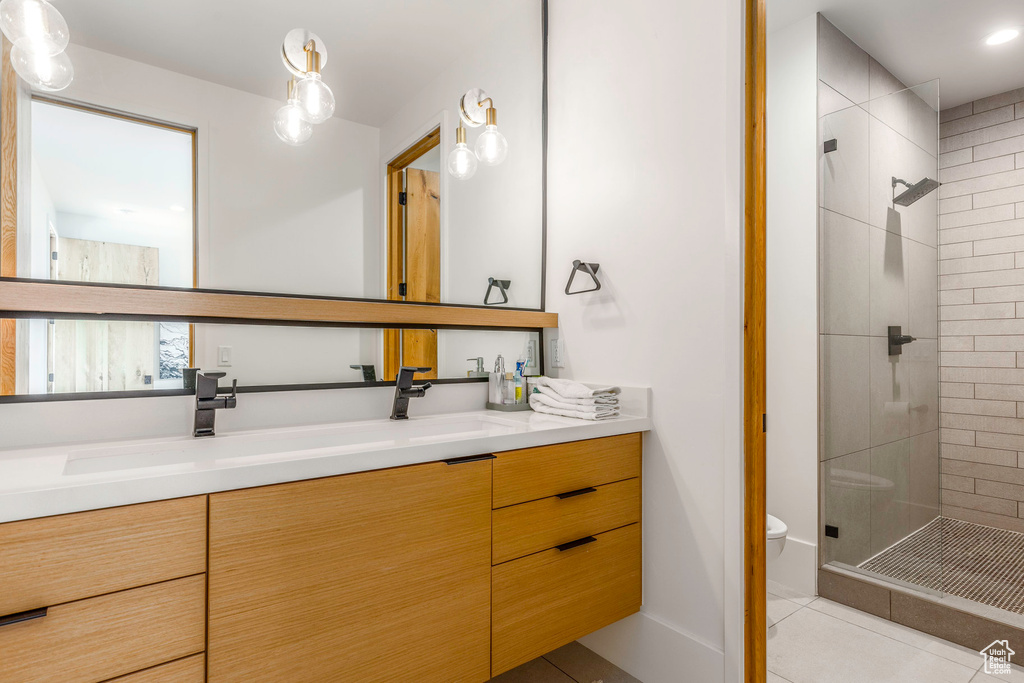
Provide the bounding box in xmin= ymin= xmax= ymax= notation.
xmin=0 ymin=0 xmax=73 ymax=91
xmin=474 ymin=105 xmax=508 ymax=166
xmin=274 ymin=78 xmax=313 ymax=146
xmin=293 ymin=40 xmax=335 ymax=124
xmin=447 ymin=123 xmax=478 ymax=180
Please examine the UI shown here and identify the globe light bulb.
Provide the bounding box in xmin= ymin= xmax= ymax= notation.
xmin=11 ymin=36 xmax=72 ymax=91
xmin=0 ymin=0 xmax=68 ymax=54
xmin=294 ymin=73 xmax=335 ymax=124
xmin=447 ymin=126 xmax=477 ymax=180
xmin=475 ymin=124 xmax=508 ymax=166
xmin=274 ymin=99 xmax=313 ymax=146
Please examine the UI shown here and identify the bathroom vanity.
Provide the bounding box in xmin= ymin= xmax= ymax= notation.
xmin=0 ymin=417 xmax=646 ymax=682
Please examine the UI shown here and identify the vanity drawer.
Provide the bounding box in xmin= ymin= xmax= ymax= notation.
xmin=492 ymin=433 xmax=641 ymax=509
xmin=0 ymin=496 xmax=207 ymax=616
xmin=0 ymin=574 xmax=206 ymax=683
xmin=492 ymin=478 xmax=640 ymax=564
xmin=104 ymin=654 xmax=205 ymax=683
xmin=491 ymin=523 xmax=642 ymax=676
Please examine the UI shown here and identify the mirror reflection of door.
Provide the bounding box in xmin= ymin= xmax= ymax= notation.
xmin=385 ymin=128 xmax=441 ymax=381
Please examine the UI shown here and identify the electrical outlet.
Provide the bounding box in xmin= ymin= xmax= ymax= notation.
xmin=526 ymin=339 xmax=537 ymax=367
xmin=218 ymin=345 xmax=232 ymax=367
xmin=550 ymin=338 xmax=565 ymax=368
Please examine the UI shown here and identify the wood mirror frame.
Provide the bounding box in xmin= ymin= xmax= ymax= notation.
xmin=0 ymin=1 xmax=555 ymax=396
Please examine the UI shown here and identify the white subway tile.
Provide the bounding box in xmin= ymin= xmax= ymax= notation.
xmin=940 ymin=217 xmax=1024 ymax=243
xmin=940 ymin=365 xmax=1024 ymax=385
xmin=939 ymin=117 xmax=1024 ymax=154
xmin=941 ymin=427 xmax=976 ymax=445
xmin=1019 ymin=202 xmax=1024 ymax=219
xmin=974 ymin=285 xmax=1024 ymax=303
xmin=941 ymin=473 xmax=975 ymax=493
xmin=1017 ymin=252 xmax=1024 ymax=269
xmin=942 ymin=442 xmax=1017 ymax=466
xmin=976 ymin=336 xmax=1024 ymax=352
xmin=939 ymin=168 xmax=1024 ymax=199
xmin=941 ymin=411 xmax=1024 ymax=435
xmin=1018 ymin=102 xmax=1024 ymax=119
xmin=1017 ymin=152 xmax=1024 ymax=169
xmin=939 ymin=195 xmax=973 ymax=214
xmin=939 ymin=105 xmax=1015 ymax=139
xmin=940 ymin=381 xmax=975 ymax=397
xmin=940 ymin=102 xmax=973 ymax=123
xmin=939 ymin=242 xmax=973 ymax=259
xmin=974 ymin=86 xmax=1024 ymax=114
xmin=977 ymin=383 xmax=1024 ymax=400
xmin=973 ymin=234 xmax=1024 ymax=256
xmin=973 ymin=185 xmax=1024 ymax=209
xmin=939 ymin=155 xmax=1015 ymax=184
xmin=939 ymin=147 xmax=972 ymax=169
xmin=938 ymin=253 xmax=1014 ymax=275
xmin=940 ymin=267 xmax=1024 ymax=290
xmin=939 ymin=334 xmax=973 ymax=349
xmin=941 ymin=318 xmax=1024 ymax=335
xmin=940 ymin=351 xmax=1016 ymax=367
xmin=976 ymin=479 xmax=1024 ymax=502
xmin=939 ymin=303 xmax=1015 ymax=321
xmin=973 ymin=134 xmax=1024 ymax=161
xmin=939 ymin=290 xmax=974 ymax=306
xmin=943 ymin=488 xmax=1018 ymax=516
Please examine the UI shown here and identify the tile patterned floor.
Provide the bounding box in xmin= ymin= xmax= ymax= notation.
xmin=768 ymin=580 xmax=1024 ymax=682
xmin=860 ymin=517 xmax=1024 ymax=615
xmin=488 ymin=641 xmax=642 ymax=683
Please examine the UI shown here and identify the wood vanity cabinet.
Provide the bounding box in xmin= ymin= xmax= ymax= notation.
xmin=0 ymin=497 xmax=207 ymax=683
xmin=206 ymin=458 xmax=493 ymax=683
xmin=490 ymin=433 xmax=643 ymax=676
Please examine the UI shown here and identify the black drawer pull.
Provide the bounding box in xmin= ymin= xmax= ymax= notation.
xmin=0 ymin=607 xmax=47 ymax=628
xmin=443 ymin=454 xmax=496 ymax=465
xmin=556 ymin=536 xmax=597 ymax=552
xmin=556 ymin=486 xmax=597 ymax=499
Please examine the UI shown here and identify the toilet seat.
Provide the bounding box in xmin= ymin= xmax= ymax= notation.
xmin=767 ymin=514 xmax=788 ymax=540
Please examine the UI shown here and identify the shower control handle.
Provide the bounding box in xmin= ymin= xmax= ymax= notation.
xmin=888 ymin=326 xmax=916 ymax=357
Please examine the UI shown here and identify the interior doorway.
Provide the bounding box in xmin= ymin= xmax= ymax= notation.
xmin=385 ymin=127 xmax=441 ymax=382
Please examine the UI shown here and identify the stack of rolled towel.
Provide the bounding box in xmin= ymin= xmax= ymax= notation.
xmin=528 ymin=376 xmax=621 ymax=421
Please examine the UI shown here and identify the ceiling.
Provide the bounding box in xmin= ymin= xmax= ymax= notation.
xmin=56 ymin=0 xmax=527 ymax=127
xmin=768 ymin=0 xmax=1024 ymax=108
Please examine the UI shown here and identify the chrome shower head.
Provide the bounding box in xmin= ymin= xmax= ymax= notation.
xmin=892 ymin=176 xmax=940 ymax=207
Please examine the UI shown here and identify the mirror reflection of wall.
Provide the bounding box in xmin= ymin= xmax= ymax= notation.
xmin=1 ymin=318 xmax=540 ymax=396
xmin=6 ymin=0 xmax=543 ymax=309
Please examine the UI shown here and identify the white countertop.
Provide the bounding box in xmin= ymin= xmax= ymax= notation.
xmin=0 ymin=399 xmax=651 ymax=523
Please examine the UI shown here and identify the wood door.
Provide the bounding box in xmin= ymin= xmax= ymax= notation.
xmin=207 ymin=459 xmax=492 ymax=683
xmin=401 ymin=167 xmax=440 ymax=380
xmin=52 ymin=237 xmax=158 ymax=392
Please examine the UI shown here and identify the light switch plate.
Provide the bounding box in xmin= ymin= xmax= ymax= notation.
xmin=549 ymin=339 xmax=565 ymax=368
xmin=218 ymin=345 xmax=232 ymax=367
xmin=526 ymin=340 xmax=537 ymax=367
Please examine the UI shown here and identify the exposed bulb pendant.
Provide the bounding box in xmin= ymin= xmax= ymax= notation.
xmin=448 ymin=123 xmax=478 ymax=180
xmin=274 ymin=78 xmax=313 ymax=146
xmin=0 ymin=0 xmax=73 ymax=91
xmin=294 ymin=40 xmax=335 ymax=124
xmin=474 ymin=106 xmax=508 ymax=166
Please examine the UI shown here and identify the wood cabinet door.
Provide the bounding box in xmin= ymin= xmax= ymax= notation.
xmin=207 ymin=459 xmax=492 ymax=683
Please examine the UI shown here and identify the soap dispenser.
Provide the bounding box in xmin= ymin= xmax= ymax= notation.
xmin=466 ymin=357 xmax=488 ymax=378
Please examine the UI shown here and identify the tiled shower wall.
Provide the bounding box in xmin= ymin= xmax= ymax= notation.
xmin=817 ymin=15 xmax=940 ymax=567
xmin=938 ymin=85 xmax=1024 ymax=533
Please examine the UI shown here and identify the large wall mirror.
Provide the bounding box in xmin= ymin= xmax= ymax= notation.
xmin=0 ymin=0 xmax=547 ymax=398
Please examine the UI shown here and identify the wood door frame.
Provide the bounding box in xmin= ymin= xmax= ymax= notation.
xmin=0 ymin=38 xmax=18 ymax=395
xmin=744 ymin=0 xmax=767 ymax=680
xmin=384 ymin=127 xmax=441 ymax=380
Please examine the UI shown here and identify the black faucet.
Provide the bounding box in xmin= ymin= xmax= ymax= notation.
xmin=390 ymin=367 xmax=433 ymax=420
xmin=193 ymin=371 xmax=237 ymax=437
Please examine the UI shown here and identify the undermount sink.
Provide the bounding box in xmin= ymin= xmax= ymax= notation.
xmin=62 ymin=414 xmax=523 ymax=476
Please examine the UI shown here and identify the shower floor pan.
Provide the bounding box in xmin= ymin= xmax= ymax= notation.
xmin=859 ymin=516 xmax=1024 ymax=615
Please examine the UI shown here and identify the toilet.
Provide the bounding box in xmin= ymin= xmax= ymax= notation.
xmin=767 ymin=514 xmax=788 ymax=562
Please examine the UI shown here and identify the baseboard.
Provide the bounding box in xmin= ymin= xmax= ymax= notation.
xmin=767 ymin=535 xmax=816 ymax=596
xmin=579 ymin=610 xmax=724 ymax=683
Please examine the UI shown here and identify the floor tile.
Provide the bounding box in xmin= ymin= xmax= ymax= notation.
xmin=544 ymin=641 xmax=642 ymax=683
xmin=769 ymin=592 xmax=804 ymax=627
xmin=768 ymin=673 xmax=795 ymax=683
xmin=808 ymin=597 xmax=983 ymax=669
xmin=972 ymin=662 xmax=1024 ymax=682
xmin=767 ymin=579 xmax=817 ymax=606
xmin=768 ymin=606 xmax=977 ymax=682
xmin=488 ymin=657 xmax=576 ymax=683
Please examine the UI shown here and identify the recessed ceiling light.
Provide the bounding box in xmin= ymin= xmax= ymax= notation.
xmin=985 ymin=28 xmax=1020 ymax=46
xmin=170 ymin=205 xmax=186 ymax=212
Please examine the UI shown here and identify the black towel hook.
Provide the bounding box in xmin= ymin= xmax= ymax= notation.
xmin=565 ymin=260 xmax=601 ymax=295
xmin=484 ymin=277 xmax=511 ymax=305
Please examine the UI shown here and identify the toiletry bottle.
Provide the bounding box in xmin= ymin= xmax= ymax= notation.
xmin=515 ymin=357 xmax=526 ymax=403
xmin=504 ymin=372 xmax=516 ymax=404
xmin=490 ymin=355 xmax=506 ymax=404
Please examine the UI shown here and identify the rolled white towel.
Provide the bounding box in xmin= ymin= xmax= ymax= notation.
xmin=530 ymin=391 xmax=619 ymax=415
xmin=529 ymin=395 xmax=621 ymax=421
xmin=535 ymin=385 xmax=618 ymax=406
xmin=534 ymin=376 xmax=621 ymax=399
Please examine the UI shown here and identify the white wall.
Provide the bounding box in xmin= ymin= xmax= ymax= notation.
xmin=379 ymin=1 xmax=543 ymax=310
xmin=765 ymin=14 xmax=819 ymax=596
xmin=546 ymin=1 xmax=745 ymax=681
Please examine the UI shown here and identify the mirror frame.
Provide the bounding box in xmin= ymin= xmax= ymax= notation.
xmin=0 ymin=1 xmax=553 ymax=399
